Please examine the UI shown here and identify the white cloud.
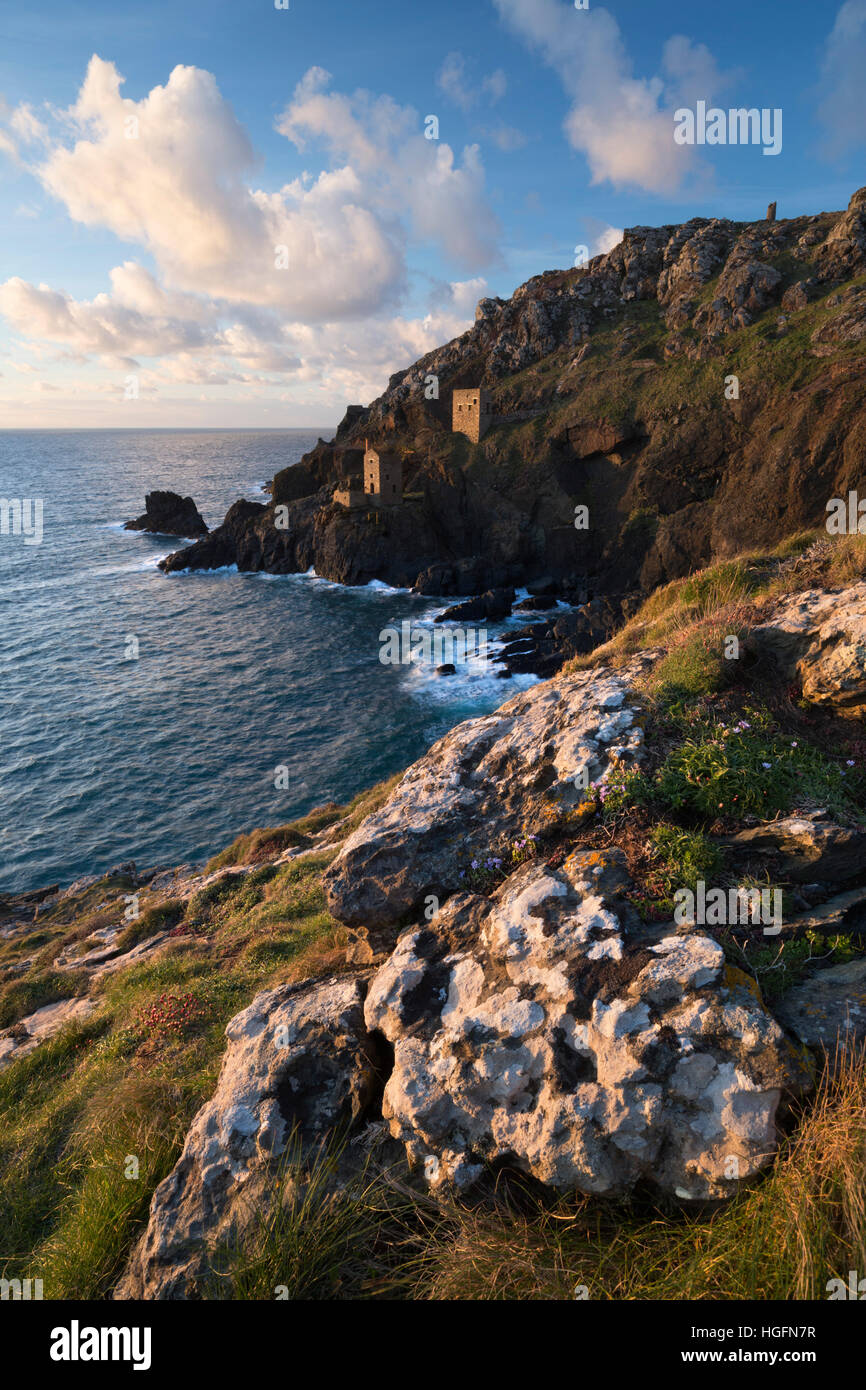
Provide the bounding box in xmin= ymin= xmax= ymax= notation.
xmin=817 ymin=0 xmax=866 ymax=157
xmin=10 ymin=103 xmax=48 ymax=145
xmin=492 ymin=0 xmax=733 ymax=192
xmin=0 ymin=273 xmax=218 ymax=367
xmin=661 ymin=35 xmax=741 ymax=111
xmin=278 ymin=69 xmax=500 ymax=270
xmin=0 ymin=127 xmax=20 ymax=164
xmin=483 ymin=70 xmax=508 ymax=104
xmin=437 ymin=53 xmax=508 ymax=112
xmin=484 ymin=123 xmax=529 ymax=151
xmin=34 ymin=58 xmax=412 ymax=322
xmin=0 ymin=57 xmax=500 ymax=420
xmin=591 ymin=224 xmax=623 ymax=255
xmin=0 ymin=261 xmax=483 ymax=408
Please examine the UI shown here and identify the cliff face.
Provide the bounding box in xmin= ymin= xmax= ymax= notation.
xmin=162 ymin=188 xmax=866 ymax=595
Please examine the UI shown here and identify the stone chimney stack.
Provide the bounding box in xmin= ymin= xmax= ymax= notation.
xmin=766 ymin=201 xmax=777 ymax=223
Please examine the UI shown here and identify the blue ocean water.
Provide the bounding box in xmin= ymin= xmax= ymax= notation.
xmin=0 ymin=430 xmax=537 ymax=893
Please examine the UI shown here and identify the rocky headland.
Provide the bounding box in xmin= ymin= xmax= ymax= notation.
xmin=3 ymin=190 xmax=866 ymax=1301
xmin=158 ymin=188 xmax=866 ymax=614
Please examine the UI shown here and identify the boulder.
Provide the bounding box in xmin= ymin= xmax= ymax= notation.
xmin=115 ymin=972 xmax=388 ymax=1299
xmin=364 ymin=851 xmax=808 ymax=1200
xmin=693 ymin=255 xmax=782 ymax=338
xmin=717 ymin=812 xmax=866 ymax=883
xmin=434 ymin=588 xmax=515 ymax=623
xmin=513 ymin=595 xmax=558 ymax=612
xmin=124 ymin=491 xmax=208 ymax=538
xmin=323 ymin=659 xmax=654 ymax=952
xmin=748 ymin=583 xmax=866 ymax=716
xmin=781 ymin=281 xmax=810 ymax=313
xmin=773 ymin=956 xmax=866 ymax=1058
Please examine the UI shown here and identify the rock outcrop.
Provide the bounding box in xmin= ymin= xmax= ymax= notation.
xmin=748 ymin=583 xmax=866 ymax=716
xmin=125 ymin=491 xmax=208 ymax=538
xmin=0 ymin=996 xmax=95 ymax=1069
xmin=323 ymin=659 xmax=653 ymax=951
xmin=773 ymin=957 xmax=866 ymax=1058
xmin=157 ymin=189 xmax=866 ymax=606
xmin=116 ymin=972 xmax=389 ymax=1299
xmin=718 ymin=812 xmax=866 ymax=884
xmin=364 ymin=852 xmax=807 ymax=1200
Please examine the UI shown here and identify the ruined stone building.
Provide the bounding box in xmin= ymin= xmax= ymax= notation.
xmin=334 ymin=444 xmax=403 ymax=509
xmin=364 ymin=445 xmax=403 ymax=501
xmin=452 ymin=388 xmax=492 ymax=443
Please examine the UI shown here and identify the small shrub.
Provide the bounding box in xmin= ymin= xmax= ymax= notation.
xmin=646 ymin=628 xmax=732 ymax=704
xmin=648 ymin=825 xmax=723 ymax=896
xmin=655 ymin=713 xmax=864 ymax=820
xmin=591 ymin=766 xmax=655 ymax=815
xmin=728 ymin=930 xmax=862 ymax=1003
xmin=187 ymin=874 xmax=243 ymax=921
xmin=115 ymin=899 xmax=185 ymax=952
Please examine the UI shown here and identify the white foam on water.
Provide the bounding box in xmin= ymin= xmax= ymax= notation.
xmin=163 ymin=562 xmax=240 ymax=577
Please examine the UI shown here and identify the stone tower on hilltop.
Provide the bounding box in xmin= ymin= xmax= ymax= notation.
xmin=452 ymin=387 xmax=492 ymax=443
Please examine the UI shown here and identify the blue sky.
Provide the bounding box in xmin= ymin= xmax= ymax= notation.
xmin=0 ymin=0 xmax=864 ymax=427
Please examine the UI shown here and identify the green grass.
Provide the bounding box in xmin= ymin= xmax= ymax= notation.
xmin=201 ymin=1050 xmax=866 ymax=1301
xmin=0 ymin=794 xmax=370 ymax=1297
xmin=648 ymin=824 xmax=723 ymax=896
xmin=205 ymin=1134 xmax=420 ymax=1301
xmin=654 ymin=707 xmax=865 ymax=822
xmin=0 ymin=970 xmax=88 ymax=1030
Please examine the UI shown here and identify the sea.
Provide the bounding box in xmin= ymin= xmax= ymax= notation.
xmin=0 ymin=429 xmax=540 ymax=893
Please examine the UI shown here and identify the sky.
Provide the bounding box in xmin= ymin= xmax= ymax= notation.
xmin=0 ymin=0 xmax=864 ymax=428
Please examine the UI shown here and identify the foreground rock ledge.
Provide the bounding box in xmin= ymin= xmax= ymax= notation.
xmin=365 ymin=850 xmax=809 ymax=1201
xmin=323 ymin=657 xmax=655 ymax=952
xmin=116 ymin=973 xmax=388 ymax=1300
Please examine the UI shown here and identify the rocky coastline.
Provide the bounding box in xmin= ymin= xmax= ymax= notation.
xmin=2 ymin=549 xmax=866 ymax=1298
xmin=146 ymin=187 xmax=866 ymax=675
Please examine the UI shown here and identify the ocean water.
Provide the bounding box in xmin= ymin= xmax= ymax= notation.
xmin=0 ymin=429 xmax=538 ymax=893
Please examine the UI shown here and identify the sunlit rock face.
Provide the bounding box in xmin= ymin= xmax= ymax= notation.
xmin=365 ymin=850 xmax=808 ymax=1202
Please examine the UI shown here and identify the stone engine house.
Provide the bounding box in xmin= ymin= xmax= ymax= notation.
xmin=452 ymin=387 xmax=492 ymax=443
xmin=334 ymin=445 xmax=403 ymax=509
xmin=364 ymin=445 xmax=402 ymax=501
